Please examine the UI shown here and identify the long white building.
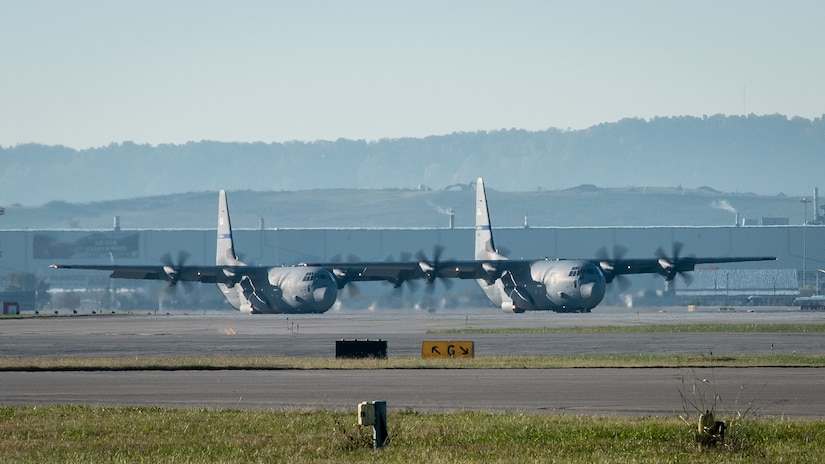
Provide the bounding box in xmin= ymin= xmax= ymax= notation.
xmin=0 ymin=225 xmax=821 ymax=311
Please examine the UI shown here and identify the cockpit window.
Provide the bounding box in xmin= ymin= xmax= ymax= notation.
xmin=303 ymin=271 xmax=331 ymax=282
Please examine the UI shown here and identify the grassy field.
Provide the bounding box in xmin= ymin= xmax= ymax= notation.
xmin=1 ymin=406 xmax=823 ymax=463
xmin=3 ymin=321 xmax=823 ymax=462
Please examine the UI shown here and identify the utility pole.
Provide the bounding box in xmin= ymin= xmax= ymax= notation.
xmin=0 ymin=206 xmax=4 ymax=259
xmin=801 ymin=198 xmax=811 ymax=290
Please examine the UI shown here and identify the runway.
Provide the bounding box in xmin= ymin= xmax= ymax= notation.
xmin=4 ymin=368 xmax=822 ymax=417
xmin=2 ymin=307 xmax=824 ymax=417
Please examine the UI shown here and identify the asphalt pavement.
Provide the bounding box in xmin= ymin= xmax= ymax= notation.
xmin=1 ymin=307 xmax=824 ymax=417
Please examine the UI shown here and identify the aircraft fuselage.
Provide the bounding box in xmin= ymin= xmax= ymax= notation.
xmin=218 ymin=266 xmax=337 ymax=314
xmin=478 ymin=259 xmax=606 ymax=313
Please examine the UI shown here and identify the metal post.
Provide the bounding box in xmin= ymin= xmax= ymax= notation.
xmin=818 ymin=269 xmax=825 ymax=296
xmin=373 ymin=400 xmax=388 ymax=449
xmin=801 ymin=198 xmax=810 ymax=290
xmin=358 ymin=400 xmax=388 ymax=449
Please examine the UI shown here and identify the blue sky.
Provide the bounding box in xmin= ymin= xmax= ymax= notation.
xmin=2 ymin=1 xmax=823 ymax=149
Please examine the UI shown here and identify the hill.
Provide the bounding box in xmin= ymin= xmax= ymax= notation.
xmin=1 ymin=114 xmax=823 ymax=207
xmin=0 ymin=185 xmax=807 ymax=230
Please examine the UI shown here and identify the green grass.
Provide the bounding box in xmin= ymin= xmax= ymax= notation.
xmin=429 ymin=323 xmax=825 ymax=335
xmin=2 ymin=321 xmax=823 ymax=462
xmin=1 ymin=406 xmax=823 ymax=463
xmin=3 ymin=353 xmax=825 ymax=371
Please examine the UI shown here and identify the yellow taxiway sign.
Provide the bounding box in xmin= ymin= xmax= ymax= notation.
xmin=422 ymin=341 xmax=474 ymax=359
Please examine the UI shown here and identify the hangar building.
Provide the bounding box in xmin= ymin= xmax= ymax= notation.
xmin=0 ymin=225 xmax=821 ymax=312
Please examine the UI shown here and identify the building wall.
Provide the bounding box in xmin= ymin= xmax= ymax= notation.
xmin=1 ymin=226 xmax=822 ymax=302
xmin=1 ymin=225 xmax=821 ymax=273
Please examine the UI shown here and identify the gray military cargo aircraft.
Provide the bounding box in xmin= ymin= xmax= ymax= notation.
xmin=461 ymin=177 xmax=776 ymax=312
xmin=51 ymin=183 xmax=776 ymax=314
xmin=51 ymin=190 xmax=433 ymax=314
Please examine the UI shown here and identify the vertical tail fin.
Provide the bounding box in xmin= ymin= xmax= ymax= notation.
xmin=475 ymin=177 xmax=506 ymax=260
xmin=474 ymin=177 xmax=510 ymax=311
xmin=216 ymin=190 xmax=249 ymax=312
xmin=216 ymin=189 xmax=244 ymax=266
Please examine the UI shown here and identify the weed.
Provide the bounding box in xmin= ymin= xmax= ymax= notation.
xmin=679 ymin=369 xmax=771 ymax=454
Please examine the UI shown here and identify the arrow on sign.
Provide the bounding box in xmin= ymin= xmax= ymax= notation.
xmin=422 ymin=341 xmax=474 ymax=359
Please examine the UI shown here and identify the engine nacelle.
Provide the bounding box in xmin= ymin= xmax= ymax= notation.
xmin=501 ymin=301 xmax=525 ymax=313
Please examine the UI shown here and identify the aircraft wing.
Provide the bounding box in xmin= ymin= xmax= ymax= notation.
xmin=310 ymin=260 xmax=483 ymax=288
xmin=54 ymin=253 xmax=777 ymax=289
xmin=51 ymin=261 xmax=468 ymax=288
xmin=51 ymin=261 xmax=477 ymax=289
xmin=317 ymin=260 xmax=527 ymax=286
xmin=321 ymin=254 xmax=777 ymax=287
xmin=49 ymin=264 xmax=266 ymax=285
xmin=597 ymin=256 xmax=777 ymax=281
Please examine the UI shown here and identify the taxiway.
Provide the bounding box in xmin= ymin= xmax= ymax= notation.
xmin=1 ymin=307 xmax=823 ymax=417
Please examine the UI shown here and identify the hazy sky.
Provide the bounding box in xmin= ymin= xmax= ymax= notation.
xmin=2 ymin=1 xmax=823 ymax=149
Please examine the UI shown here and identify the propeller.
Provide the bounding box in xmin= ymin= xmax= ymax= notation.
xmin=387 ymin=251 xmax=420 ymax=295
xmin=595 ymin=244 xmax=631 ymax=292
xmin=654 ymin=242 xmax=694 ymax=285
xmin=160 ymin=251 xmax=193 ymax=295
xmin=416 ymin=245 xmax=454 ymax=294
xmin=329 ymin=253 xmax=362 ymax=297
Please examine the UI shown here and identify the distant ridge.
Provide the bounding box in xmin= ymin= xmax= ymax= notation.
xmin=1 ymin=114 xmax=823 ymax=206
xmin=0 ymin=186 xmax=807 ymax=230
